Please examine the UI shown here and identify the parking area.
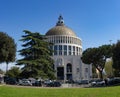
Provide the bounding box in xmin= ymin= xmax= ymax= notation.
xmin=2 ymin=77 xmax=120 ymax=88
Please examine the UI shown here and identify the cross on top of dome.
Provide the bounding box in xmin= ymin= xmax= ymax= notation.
xmin=56 ymin=15 xmax=65 ymax=26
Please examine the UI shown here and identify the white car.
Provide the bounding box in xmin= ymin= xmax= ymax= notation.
xmin=91 ymin=79 xmax=105 ymax=86
xmin=18 ymin=79 xmax=32 ymax=86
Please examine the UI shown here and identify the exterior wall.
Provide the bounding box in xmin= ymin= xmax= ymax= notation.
xmin=81 ymin=63 xmax=92 ymax=80
xmin=46 ymin=35 xmax=92 ymax=81
xmin=52 ymin=55 xmax=82 ymax=81
xmin=51 ymin=55 xmax=92 ymax=81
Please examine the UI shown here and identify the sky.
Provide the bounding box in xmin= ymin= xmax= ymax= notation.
xmin=0 ymin=0 xmax=120 ymax=71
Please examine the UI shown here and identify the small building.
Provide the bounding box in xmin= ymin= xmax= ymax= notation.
xmin=45 ymin=15 xmax=92 ymax=81
xmin=0 ymin=74 xmax=4 ymax=83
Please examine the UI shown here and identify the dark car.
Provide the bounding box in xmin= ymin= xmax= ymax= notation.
xmin=4 ymin=77 xmax=17 ymax=85
xmin=78 ymin=80 xmax=89 ymax=85
xmin=46 ymin=81 xmax=61 ymax=87
xmin=53 ymin=81 xmax=61 ymax=87
xmin=108 ymin=78 xmax=120 ymax=86
xmin=32 ymin=81 xmax=42 ymax=86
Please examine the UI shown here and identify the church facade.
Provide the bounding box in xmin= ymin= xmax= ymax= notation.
xmin=45 ymin=15 xmax=92 ymax=81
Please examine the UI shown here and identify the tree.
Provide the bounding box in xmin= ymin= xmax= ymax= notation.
xmin=82 ymin=45 xmax=113 ymax=79
xmin=113 ymin=40 xmax=120 ymax=76
xmin=16 ymin=30 xmax=55 ymax=79
xmin=0 ymin=32 xmax=16 ymax=72
xmin=0 ymin=69 xmax=4 ymax=74
xmin=105 ymin=59 xmax=113 ymax=77
xmin=6 ymin=66 xmax=21 ymax=78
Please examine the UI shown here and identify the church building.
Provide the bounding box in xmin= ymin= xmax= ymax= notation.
xmin=45 ymin=15 xmax=92 ymax=81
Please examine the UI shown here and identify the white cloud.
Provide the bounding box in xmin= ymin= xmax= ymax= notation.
xmin=0 ymin=62 xmax=15 ymax=71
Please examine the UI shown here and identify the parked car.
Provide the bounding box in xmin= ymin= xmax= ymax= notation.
xmin=18 ymin=79 xmax=32 ymax=86
xmin=78 ymin=80 xmax=89 ymax=85
xmin=108 ymin=78 xmax=120 ymax=86
xmin=65 ymin=80 xmax=75 ymax=84
xmin=52 ymin=81 xmax=61 ymax=87
xmin=4 ymin=76 xmax=17 ymax=85
xmin=44 ymin=80 xmax=52 ymax=86
xmin=91 ymin=79 xmax=105 ymax=87
xmin=46 ymin=81 xmax=61 ymax=87
xmin=32 ymin=80 xmax=42 ymax=86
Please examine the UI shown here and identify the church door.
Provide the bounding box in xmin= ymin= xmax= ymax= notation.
xmin=57 ymin=67 xmax=64 ymax=80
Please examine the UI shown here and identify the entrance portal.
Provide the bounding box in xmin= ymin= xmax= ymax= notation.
xmin=57 ymin=67 xmax=64 ymax=80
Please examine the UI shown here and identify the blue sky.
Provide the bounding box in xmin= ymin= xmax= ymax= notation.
xmin=0 ymin=0 xmax=120 ymax=70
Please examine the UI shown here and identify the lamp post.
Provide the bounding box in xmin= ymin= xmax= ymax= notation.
xmin=109 ymin=40 xmax=112 ymax=45
xmin=109 ymin=40 xmax=114 ymax=77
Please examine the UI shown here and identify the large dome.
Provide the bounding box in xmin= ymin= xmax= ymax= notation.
xmin=46 ymin=26 xmax=76 ymax=36
xmin=45 ymin=15 xmax=76 ymax=37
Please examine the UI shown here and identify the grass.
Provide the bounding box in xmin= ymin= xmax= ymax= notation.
xmin=0 ymin=85 xmax=120 ymax=97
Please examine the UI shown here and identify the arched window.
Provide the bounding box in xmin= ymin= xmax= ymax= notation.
xmin=66 ymin=63 xmax=72 ymax=73
xmin=66 ymin=63 xmax=72 ymax=80
xmin=57 ymin=58 xmax=64 ymax=66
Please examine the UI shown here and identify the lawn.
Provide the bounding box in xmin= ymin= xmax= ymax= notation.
xmin=0 ymin=85 xmax=120 ymax=97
